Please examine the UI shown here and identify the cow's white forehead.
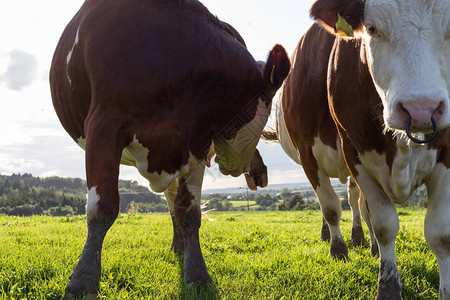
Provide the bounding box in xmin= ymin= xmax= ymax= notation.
xmin=365 ymin=0 xmax=450 ymax=32
xmin=363 ymin=0 xmax=449 ymax=85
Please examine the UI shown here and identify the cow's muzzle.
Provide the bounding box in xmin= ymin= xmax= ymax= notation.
xmin=405 ymin=117 xmax=438 ymax=144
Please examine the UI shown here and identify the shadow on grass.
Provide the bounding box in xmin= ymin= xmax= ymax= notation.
xmin=175 ymin=254 xmax=220 ymax=300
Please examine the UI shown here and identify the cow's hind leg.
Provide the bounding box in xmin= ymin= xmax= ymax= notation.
xmin=348 ymin=178 xmax=367 ymax=246
xmin=65 ymin=121 xmax=126 ymax=299
xmin=165 ymin=180 xmax=184 ymax=254
xmin=315 ymin=169 xmax=348 ymax=260
xmin=174 ymin=163 xmax=211 ymax=283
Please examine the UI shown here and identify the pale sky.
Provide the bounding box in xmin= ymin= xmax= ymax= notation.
xmin=0 ymin=0 xmax=316 ymax=191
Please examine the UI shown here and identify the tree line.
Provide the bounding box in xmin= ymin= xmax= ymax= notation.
xmin=0 ymin=173 xmax=167 ymax=216
xmin=0 ymin=174 xmax=428 ymax=216
xmin=203 ymin=185 xmax=428 ymax=212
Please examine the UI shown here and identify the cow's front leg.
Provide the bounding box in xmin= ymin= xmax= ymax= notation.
xmin=425 ymin=165 xmax=450 ymax=299
xmin=174 ymin=163 xmax=211 ymax=283
xmin=356 ymin=172 xmax=401 ymax=300
xmin=65 ymin=122 xmax=125 ymax=299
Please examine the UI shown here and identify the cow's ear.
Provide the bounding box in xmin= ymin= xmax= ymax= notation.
xmin=310 ymin=0 xmax=364 ymax=37
xmin=263 ymin=44 xmax=290 ymax=91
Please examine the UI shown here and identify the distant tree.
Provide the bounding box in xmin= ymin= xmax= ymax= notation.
xmin=289 ymin=194 xmax=305 ymax=210
xmin=280 ymin=188 xmax=293 ymax=200
xmin=207 ymin=198 xmax=224 ymax=211
xmin=255 ymin=193 xmax=278 ymax=207
xmin=279 ymin=193 xmax=309 ymax=211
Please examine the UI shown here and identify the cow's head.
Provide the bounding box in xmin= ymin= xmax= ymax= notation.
xmin=311 ymin=0 xmax=450 ymax=137
xmin=214 ymin=44 xmax=290 ymax=177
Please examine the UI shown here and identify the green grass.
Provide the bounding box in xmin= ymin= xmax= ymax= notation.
xmin=227 ymin=200 xmax=257 ymax=208
xmin=0 ymin=209 xmax=439 ymax=299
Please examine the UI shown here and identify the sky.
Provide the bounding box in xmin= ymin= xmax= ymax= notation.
xmin=0 ymin=0 xmax=316 ymax=192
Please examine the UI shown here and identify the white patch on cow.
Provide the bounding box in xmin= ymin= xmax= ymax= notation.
xmin=163 ymin=163 xmax=204 ymax=214
xmin=76 ymin=135 xmax=199 ymax=194
xmin=77 ymin=136 xmax=86 ymax=150
xmin=214 ymin=97 xmax=270 ymax=176
xmin=86 ymin=186 xmax=100 ymax=222
xmin=121 ymin=135 xmax=198 ymax=193
xmin=356 ymin=135 xmax=437 ymax=203
xmin=315 ymin=168 xmax=344 ymax=241
xmin=363 ymin=0 xmax=450 ymax=131
xmin=275 ymin=97 xmax=301 ymax=165
xmin=164 ymin=180 xmax=178 ymax=213
xmin=185 ymin=164 xmax=205 ymax=209
xmin=312 ymin=136 xmax=349 ymax=184
xmin=66 ymin=26 xmax=80 ymax=85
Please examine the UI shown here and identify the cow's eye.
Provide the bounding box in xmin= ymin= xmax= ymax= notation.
xmin=367 ymin=26 xmax=377 ymax=35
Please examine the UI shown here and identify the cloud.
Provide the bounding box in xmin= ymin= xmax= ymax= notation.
xmin=1 ymin=49 xmax=38 ymax=91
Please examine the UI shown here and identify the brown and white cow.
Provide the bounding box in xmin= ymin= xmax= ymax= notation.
xmin=49 ymin=0 xmax=290 ymax=297
xmin=273 ymin=22 xmax=376 ymax=260
xmin=278 ymin=0 xmax=449 ymax=299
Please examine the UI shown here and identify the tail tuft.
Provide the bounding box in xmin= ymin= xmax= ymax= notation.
xmin=261 ymin=126 xmax=279 ymax=142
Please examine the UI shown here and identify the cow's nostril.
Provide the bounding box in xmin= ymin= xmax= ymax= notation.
xmin=433 ymin=101 xmax=445 ymax=118
xmin=397 ymin=103 xmax=411 ymax=123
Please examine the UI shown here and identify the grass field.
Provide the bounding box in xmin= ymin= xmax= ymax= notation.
xmin=0 ymin=209 xmax=439 ymax=299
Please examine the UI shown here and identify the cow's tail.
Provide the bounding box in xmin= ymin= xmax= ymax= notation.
xmin=261 ymin=126 xmax=279 ymax=143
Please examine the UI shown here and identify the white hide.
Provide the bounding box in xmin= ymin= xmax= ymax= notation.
xmin=363 ymin=0 xmax=450 ymax=131
xmin=86 ymin=186 xmax=100 ymax=222
xmin=357 ymin=135 xmax=437 ymax=203
xmin=121 ymin=135 xmax=198 ymax=193
xmin=66 ymin=26 xmax=80 ymax=85
xmin=77 ymin=137 xmax=86 ymax=149
xmin=275 ymin=97 xmax=301 ymax=165
xmin=311 ymin=136 xmax=349 ymax=184
xmin=214 ymin=97 xmax=271 ymax=176
xmin=77 ymin=135 xmax=199 ymax=194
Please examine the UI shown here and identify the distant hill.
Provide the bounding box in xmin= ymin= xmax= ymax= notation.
xmin=202 ymin=180 xmax=347 ymax=195
xmin=0 ymin=173 xmax=167 ymax=216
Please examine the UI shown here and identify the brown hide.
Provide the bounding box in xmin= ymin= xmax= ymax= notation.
xmin=50 ymin=0 xmax=265 ymax=178
xmin=280 ymin=23 xmax=339 ymax=188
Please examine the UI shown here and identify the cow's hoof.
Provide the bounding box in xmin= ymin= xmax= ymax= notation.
xmin=64 ymin=291 xmax=97 ymax=300
xmin=351 ymin=226 xmax=368 ymax=247
xmin=330 ymin=239 xmax=349 ymax=261
xmin=64 ymin=278 xmax=99 ymax=300
xmin=185 ymin=271 xmax=212 ymax=284
xmin=376 ymin=261 xmax=402 ymax=300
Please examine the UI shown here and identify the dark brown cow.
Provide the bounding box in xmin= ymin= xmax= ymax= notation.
xmin=278 ymin=0 xmax=450 ymax=299
xmin=50 ymin=0 xmax=290 ymax=297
